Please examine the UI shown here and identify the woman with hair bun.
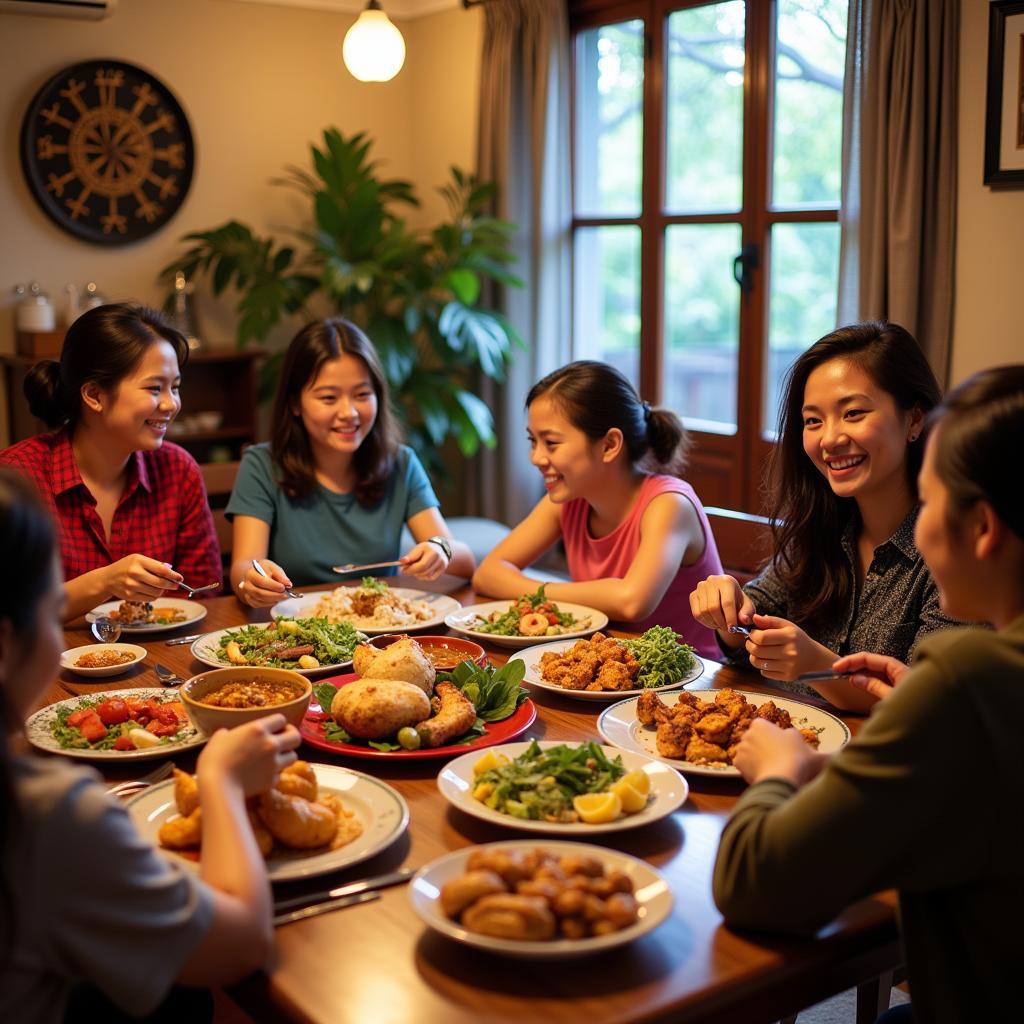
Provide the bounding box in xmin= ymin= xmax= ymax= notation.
xmin=0 ymin=303 xmax=220 ymax=620
xmin=472 ymin=360 xmax=723 ymax=658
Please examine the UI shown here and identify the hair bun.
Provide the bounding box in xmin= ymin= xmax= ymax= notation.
xmin=23 ymin=360 xmax=67 ymax=428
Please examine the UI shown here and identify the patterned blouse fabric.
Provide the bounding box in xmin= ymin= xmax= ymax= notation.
xmin=0 ymin=428 xmax=221 ymax=588
xmin=560 ymin=474 xmax=725 ymax=659
xmin=732 ymin=506 xmax=970 ymax=696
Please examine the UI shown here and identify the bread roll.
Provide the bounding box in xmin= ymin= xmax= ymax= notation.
xmin=330 ymin=677 xmax=431 ymax=739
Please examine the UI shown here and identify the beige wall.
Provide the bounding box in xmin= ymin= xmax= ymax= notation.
xmin=0 ymin=0 xmax=481 ymax=374
xmin=952 ymin=0 xmax=1024 ymax=383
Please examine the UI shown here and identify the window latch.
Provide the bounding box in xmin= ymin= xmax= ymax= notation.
xmin=732 ymin=243 xmax=760 ymax=294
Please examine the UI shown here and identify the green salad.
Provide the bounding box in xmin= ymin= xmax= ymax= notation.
xmin=472 ymin=740 xmax=626 ymax=822
xmin=471 ymin=585 xmax=586 ymax=637
xmin=217 ymin=617 xmax=365 ymax=668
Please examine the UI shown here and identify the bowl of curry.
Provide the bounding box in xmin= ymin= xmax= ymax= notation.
xmin=367 ymin=634 xmax=487 ymax=671
xmin=180 ymin=667 xmax=311 ymax=733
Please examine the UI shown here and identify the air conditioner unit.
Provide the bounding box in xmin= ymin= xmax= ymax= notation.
xmin=0 ymin=0 xmax=117 ymax=19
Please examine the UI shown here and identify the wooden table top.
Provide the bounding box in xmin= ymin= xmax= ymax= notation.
xmin=44 ymin=580 xmax=900 ymax=1024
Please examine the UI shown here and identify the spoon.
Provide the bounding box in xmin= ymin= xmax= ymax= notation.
xmin=91 ymin=617 xmax=122 ymax=643
xmin=251 ymin=559 xmax=301 ymax=599
xmin=177 ymin=580 xmax=221 ymax=598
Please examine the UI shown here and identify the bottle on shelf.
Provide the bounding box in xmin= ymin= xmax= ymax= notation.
xmin=81 ymin=281 xmax=104 ymax=311
xmin=14 ymin=283 xmax=56 ymax=332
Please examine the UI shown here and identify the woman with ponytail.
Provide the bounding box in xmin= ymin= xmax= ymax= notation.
xmin=472 ymin=361 xmax=723 ymax=657
xmin=0 ymin=303 xmax=220 ymax=620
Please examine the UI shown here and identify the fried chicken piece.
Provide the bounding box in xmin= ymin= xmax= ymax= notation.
xmin=441 ymin=869 xmax=508 ymax=918
xmin=756 ymin=701 xmax=792 ymax=729
xmin=352 ymin=636 xmax=436 ymax=696
xmin=637 ymin=690 xmax=668 ymax=726
xmin=158 ymin=807 xmax=202 ymax=849
xmin=669 ymin=702 xmax=701 ymax=726
xmin=799 ymin=728 xmax=821 ymax=748
xmin=673 ymin=690 xmax=701 ymax=709
xmin=172 ymin=767 xmax=199 ymax=817
xmin=415 ymin=680 xmax=477 ymax=748
xmin=685 ymin=734 xmax=729 ymax=765
xmin=466 ymin=848 xmax=533 ymax=886
xmin=276 ymin=760 xmax=317 ymax=803
xmin=258 ymin=788 xmax=338 ymax=849
xmin=656 ymin=718 xmax=693 ymax=759
xmin=462 ymin=894 xmax=557 ymax=940
xmin=695 ymin=711 xmax=734 ymax=746
xmin=595 ymin=661 xmax=633 ymax=690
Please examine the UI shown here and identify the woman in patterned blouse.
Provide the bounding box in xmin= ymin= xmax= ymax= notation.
xmin=0 ymin=304 xmax=220 ymax=621
xmin=689 ymin=321 xmax=966 ymax=710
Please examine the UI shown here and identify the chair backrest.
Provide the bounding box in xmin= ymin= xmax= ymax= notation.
xmin=200 ymin=461 xmax=240 ymax=582
xmin=704 ymin=506 xmax=772 ymax=585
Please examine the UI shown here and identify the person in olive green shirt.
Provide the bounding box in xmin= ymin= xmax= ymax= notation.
xmin=713 ymin=365 xmax=1024 ymax=1024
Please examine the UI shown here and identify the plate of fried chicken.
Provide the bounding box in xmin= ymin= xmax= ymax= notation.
xmin=597 ymin=688 xmax=851 ymax=777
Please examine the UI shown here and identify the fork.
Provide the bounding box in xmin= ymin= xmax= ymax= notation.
xmin=332 ymin=559 xmax=404 ymax=574
xmin=177 ymin=580 xmax=221 ymax=598
xmin=251 ymin=559 xmax=301 ymax=599
xmin=106 ymin=761 xmax=174 ymax=798
xmin=154 ymin=663 xmax=184 ymax=687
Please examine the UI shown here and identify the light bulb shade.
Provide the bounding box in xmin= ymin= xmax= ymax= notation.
xmin=343 ymin=8 xmax=406 ymax=82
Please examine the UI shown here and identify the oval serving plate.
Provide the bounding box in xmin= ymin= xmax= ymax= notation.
xmin=190 ymin=626 xmax=355 ymax=677
xmin=409 ymin=839 xmax=673 ymax=959
xmin=437 ymin=740 xmax=687 ymax=834
xmin=597 ymin=688 xmax=852 ymax=778
xmin=509 ymin=637 xmax=704 ymax=702
xmin=445 ymin=600 xmax=608 ymax=649
xmin=126 ymin=762 xmax=410 ymax=882
xmin=86 ymin=598 xmax=206 ymax=634
xmin=25 ymin=687 xmax=207 ymax=761
xmin=300 ymin=672 xmax=537 ymax=760
xmin=271 ymin=588 xmax=461 ymax=636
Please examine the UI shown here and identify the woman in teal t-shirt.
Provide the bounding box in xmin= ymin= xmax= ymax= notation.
xmin=227 ymin=319 xmax=474 ymax=606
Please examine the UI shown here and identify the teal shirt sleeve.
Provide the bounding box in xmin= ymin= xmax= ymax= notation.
xmin=401 ymin=447 xmax=439 ymax=520
xmin=224 ymin=444 xmax=277 ymax=525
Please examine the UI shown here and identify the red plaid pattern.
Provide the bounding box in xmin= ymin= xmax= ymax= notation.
xmin=0 ymin=428 xmax=221 ymax=592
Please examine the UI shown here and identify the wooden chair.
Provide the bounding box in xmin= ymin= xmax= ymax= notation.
xmin=704 ymin=506 xmax=772 ymax=584
xmin=200 ymin=460 xmax=239 ymax=585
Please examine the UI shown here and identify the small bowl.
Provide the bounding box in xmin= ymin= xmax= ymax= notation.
xmin=366 ymin=633 xmax=486 ymax=671
xmin=180 ymin=667 xmax=311 ymax=733
xmin=61 ymin=643 xmax=147 ymax=678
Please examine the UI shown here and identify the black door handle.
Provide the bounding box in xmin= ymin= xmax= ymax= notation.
xmin=733 ymin=243 xmax=760 ymax=294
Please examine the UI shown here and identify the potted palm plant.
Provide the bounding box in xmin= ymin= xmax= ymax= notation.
xmin=161 ymin=128 xmax=521 ymax=473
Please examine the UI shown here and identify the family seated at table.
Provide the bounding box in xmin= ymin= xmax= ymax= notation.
xmin=1 ymin=297 xmax=1022 ymax=1023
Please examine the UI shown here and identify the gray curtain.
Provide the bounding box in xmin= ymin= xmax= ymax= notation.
xmin=468 ymin=0 xmax=572 ymax=525
xmin=837 ymin=0 xmax=959 ymax=384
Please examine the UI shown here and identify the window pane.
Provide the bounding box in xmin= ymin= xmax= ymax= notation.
xmin=574 ymin=21 xmax=644 ymax=217
xmin=573 ymin=225 xmax=641 ymax=382
xmin=772 ymin=0 xmax=849 ymax=208
xmin=665 ymin=2 xmax=746 ymax=214
xmin=764 ymin=221 xmax=840 ymax=433
xmin=663 ymin=223 xmax=742 ymax=432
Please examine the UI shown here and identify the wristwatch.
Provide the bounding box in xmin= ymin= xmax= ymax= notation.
xmin=426 ymin=535 xmax=453 ymax=562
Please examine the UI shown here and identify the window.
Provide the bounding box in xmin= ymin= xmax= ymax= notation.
xmin=571 ymin=0 xmax=849 ymax=512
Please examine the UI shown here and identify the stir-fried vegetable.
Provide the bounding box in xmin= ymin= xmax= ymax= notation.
xmin=619 ymin=625 xmax=697 ymax=689
xmin=472 ymin=740 xmax=626 ymax=822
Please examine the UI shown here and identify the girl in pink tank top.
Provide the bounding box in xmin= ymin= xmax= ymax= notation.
xmin=472 ymin=361 xmax=723 ymax=659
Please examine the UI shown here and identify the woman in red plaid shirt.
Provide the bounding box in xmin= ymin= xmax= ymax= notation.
xmin=0 ymin=304 xmax=221 ymax=620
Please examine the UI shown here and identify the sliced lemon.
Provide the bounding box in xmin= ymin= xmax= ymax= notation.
xmin=473 ymin=751 xmax=510 ymax=776
xmin=572 ymin=791 xmax=623 ymax=824
xmin=621 ymin=768 xmax=651 ymax=796
xmin=611 ymin=779 xmax=648 ymax=814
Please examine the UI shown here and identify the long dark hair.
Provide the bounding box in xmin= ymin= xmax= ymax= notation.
xmin=526 ymin=361 xmax=692 ymax=476
xmin=768 ymin=321 xmax=942 ymax=628
xmin=270 ymin=318 xmax=401 ymax=506
xmin=0 ymin=470 xmax=59 ymax=957
xmin=926 ymin=365 xmax=1024 ymax=541
xmin=23 ymin=303 xmax=189 ymax=430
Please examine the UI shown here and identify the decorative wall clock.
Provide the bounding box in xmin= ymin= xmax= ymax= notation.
xmin=20 ymin=59 xmax=195 ymax=246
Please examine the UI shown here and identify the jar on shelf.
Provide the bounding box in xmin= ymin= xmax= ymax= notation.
xmin=14 ymin=283 xmax=56 ymax=332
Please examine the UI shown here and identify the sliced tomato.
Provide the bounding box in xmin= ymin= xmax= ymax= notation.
xmin=78 ymin=713 xmax=107 ymax=743
xmin=113 ymin=735 xmax=136 ymax=751
xmin=147 ymin=719 xmax=179 ymax=738
xmin=97 ymin=697 xmax=130 ymax=726
xmin=149 ymin=704 xmax=179 ymax=726
xmin=66 ymin=708 xmax=93 ymax=727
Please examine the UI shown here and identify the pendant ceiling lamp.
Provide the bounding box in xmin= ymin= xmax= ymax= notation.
xmin=343 ymin=0 xmax=406 ymax=82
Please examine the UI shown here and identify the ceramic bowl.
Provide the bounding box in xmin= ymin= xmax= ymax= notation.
xmin=180 ymin=667 xmax=311 ymax=733
xmin=366 ymin=633 xmax=487 ymax=671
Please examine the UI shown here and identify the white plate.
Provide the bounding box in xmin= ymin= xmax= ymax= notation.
xmin=24 ymin=688 xmax=207 ymax=761
xmin=271 ymin=588 xmax=462 ymax=636
xmin=126 ymin=763 xmax=410 ymax=882
xmin=509 ymin=638 xmax=705 ymax=701
xmin=190 ymin=625 xmax=357 ymax=676
xmin=445 ymin=601 xmax=608 ymax=649
xmin=437 ymin=740 xmax=688 ymax=834
xmin=60 ymin=642 xmax=148 ymax=677
xmin=598 ymin=689 xmax=852 ymax=778
xmin=409 ymin=839 xmax=673 ymax=959
xmin=86 ymin=598 xmax=207 ymax=634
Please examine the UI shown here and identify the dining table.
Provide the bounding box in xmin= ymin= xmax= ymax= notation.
xmin=38 ymin=577 xmax=903 ymax=1024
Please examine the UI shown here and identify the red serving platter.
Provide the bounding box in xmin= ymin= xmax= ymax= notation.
xmin=299 ymin=672 xmax=537 ymax=760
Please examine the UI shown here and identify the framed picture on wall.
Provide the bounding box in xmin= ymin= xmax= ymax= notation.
xmin=985 ymin=0 xmax=1024 ymax=186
